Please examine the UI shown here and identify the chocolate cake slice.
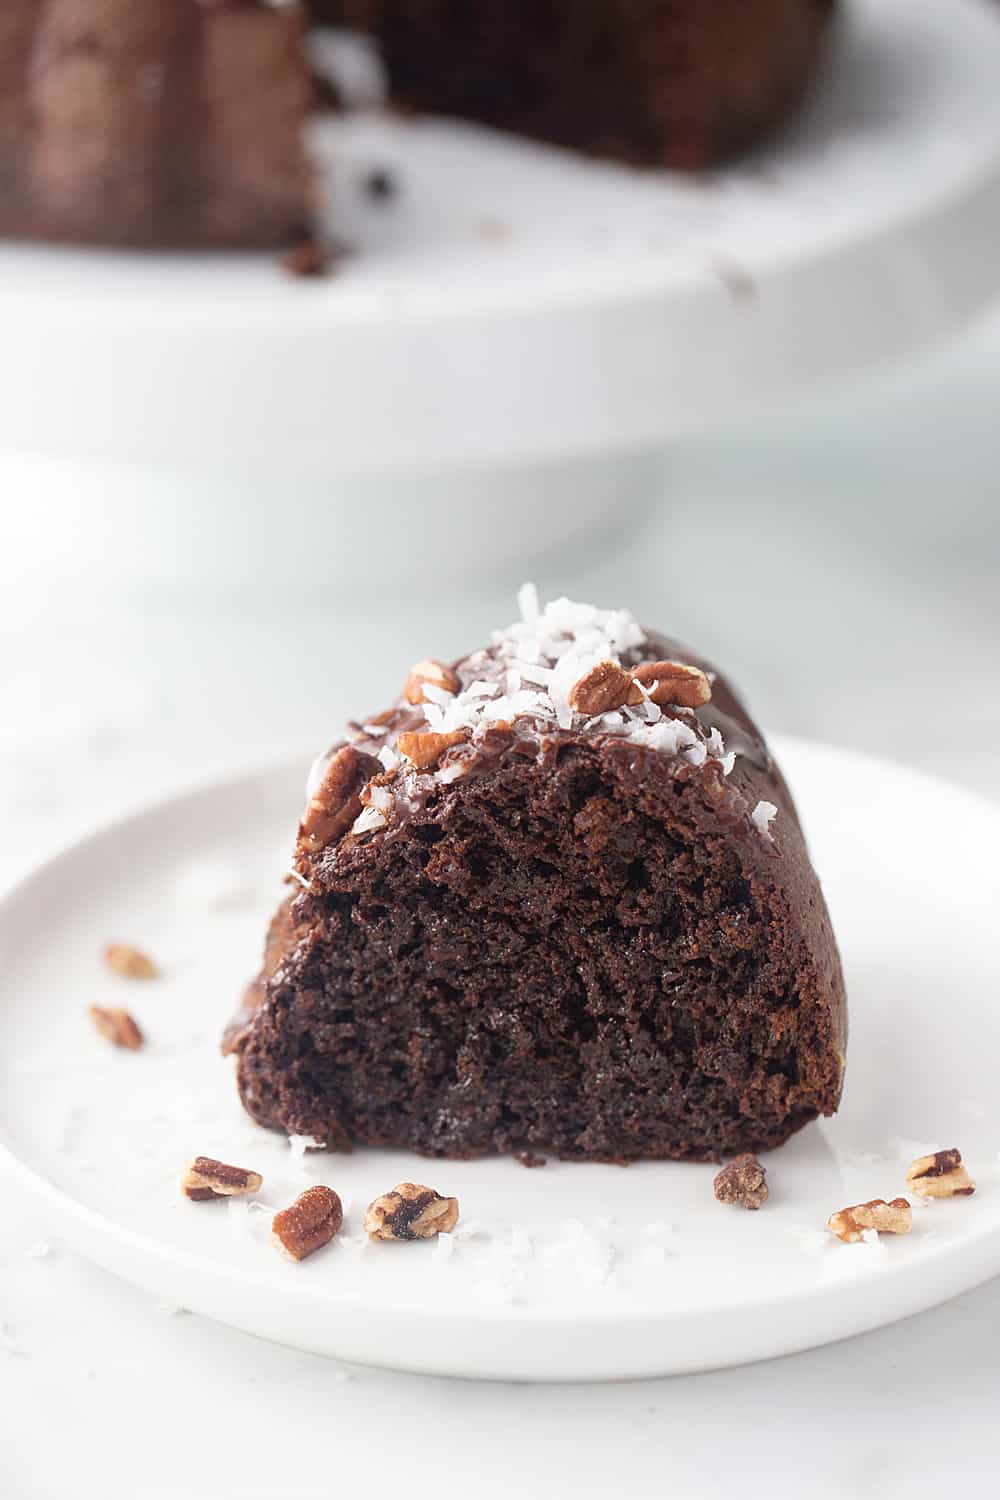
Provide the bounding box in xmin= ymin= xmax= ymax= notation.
xmin=228 ymin=591 xmax=846 ymax=1163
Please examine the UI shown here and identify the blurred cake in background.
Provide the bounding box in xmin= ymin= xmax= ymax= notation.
xmin=0 ymin=0 xmax=833 ymax=250
xmin=0 ymin=0 xmax=313 ymax=247
xmin=320 ymin=0 xmax=835 ymax=169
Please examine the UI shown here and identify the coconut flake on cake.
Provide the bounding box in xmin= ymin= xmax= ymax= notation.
xmin=414 ymin=587 xmax=736 ymax=773
xmin=752 ymin=800 xmax=778 ymax=836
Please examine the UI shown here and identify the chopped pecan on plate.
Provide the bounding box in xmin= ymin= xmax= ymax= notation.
xmin=181 ymin=1157 xmax=263 ymax=1202
xmin=364 ymin=1182 xmax=459 ymax=1241
xmin=88 ymin=1005 xmax=143 ymax=1050
xmin=272 ymin=1185 xmax=344 ymax=1261
xmin=906 ymin=1148 xmax=975 ymax=1198
xmin=827 ymin=1198 xmax=912 ymax=1243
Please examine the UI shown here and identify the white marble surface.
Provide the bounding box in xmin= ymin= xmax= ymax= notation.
xmin=2 ymin=333 xmax=1000 ymax=1493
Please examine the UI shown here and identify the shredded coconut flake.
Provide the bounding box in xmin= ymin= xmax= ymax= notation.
xmin=351 ymin=805 xmax=387 ymax=836
xmin=420 ymin=683 xmax=455 ymax=708
xmin=752 ymin=800 xmax=778 ymax=836
xmin=517 ymin=581 xmax=540 ymax=625
xmin=0 ymin=1321 xmax=23 ymax=1356
xmin=435 ymin=761 xmax=467 ymax=785
xmin=288 ymin=1134 xmax=326 ymax=1158
xmin=412 ymin=590 xmax=737 ymax=776
xmin=542 ymin=1218 xmax=616 ymax=1289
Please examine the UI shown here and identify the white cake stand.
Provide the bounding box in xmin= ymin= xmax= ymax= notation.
xmin=0 ymin=0 xmax=998 ymax=593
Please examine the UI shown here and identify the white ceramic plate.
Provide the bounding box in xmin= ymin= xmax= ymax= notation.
xmin=1 ymin=738 xmax=998 ymax=1381
xmin=2 ymin=0 xmax=1000 ymax=472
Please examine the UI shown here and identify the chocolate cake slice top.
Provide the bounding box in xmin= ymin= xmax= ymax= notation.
xmin=300 ymin=585 xmax=769 ymax=857
xmin=230 ymin=589 xmax=847 ymax=1163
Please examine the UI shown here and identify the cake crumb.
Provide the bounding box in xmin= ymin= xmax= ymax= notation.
xmin=515 ymin=1151 xmax=547 ymax=1169
xmin=714 ymin=1153 xmax=769 ymax=1210
xmin=311 ymin=69 xmax=342 ymax=112
xmin=476 ymin=217 xmax=511 ymax=243
xmin=362 ymin=166 xmax=396 ymax=202
xmin=281 ymin=235 xmax=338 ymax=279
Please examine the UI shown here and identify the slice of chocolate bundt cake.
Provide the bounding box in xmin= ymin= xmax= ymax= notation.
xmin=228 ymin=591 xmax=846 ymax=1163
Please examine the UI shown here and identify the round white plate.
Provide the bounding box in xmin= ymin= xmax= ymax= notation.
xmin=2 ymin=0 xmax=1000 ymax=472
xmin=0 ymin=737 xmax=998 ymax=1381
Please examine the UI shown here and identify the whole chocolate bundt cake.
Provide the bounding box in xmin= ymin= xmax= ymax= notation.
xmin=320 ymin=0 xmax=835 ymax=169
xmin=0 ymin=0 xmax=313 ymax=247
xmin=227 ymin=591 xmax=846 ymax=1163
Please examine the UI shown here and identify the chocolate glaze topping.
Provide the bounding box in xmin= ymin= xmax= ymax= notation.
xmin=305 ymin=598 xmax=771 ymax=858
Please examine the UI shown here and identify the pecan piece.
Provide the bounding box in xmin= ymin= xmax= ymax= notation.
xmin=396 ymin=729 xmax=467 ymax=771
xmin=364 ymin=1182 xmax=459 ymax=1241
xmin=713 ymin=1153 xmax=768 ymax=1210
xmin=568 ymin=660 xmax=632 ymax=717
xmin=103 ymin=942 xmax=158 ymax=979
xmin=906 ymin=1148 xmax=975 ymax=1198
xmin=272 ymin=1185 xmax=344 ymax=1261
xmin=827 ymin=1198 xmax=912 ymax=1243
xmin=181 ymin=1156 xmax=263 ymax=1202
xmin=629 ymin=660 xmax=712 ymax=708
xmin=88 ymin=1005 xmax=143 ymax=1050
xmin=298 ymin=746 xmax=375 ymax=857
xmin=404 ymin=658 xmax=460 ymax=705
